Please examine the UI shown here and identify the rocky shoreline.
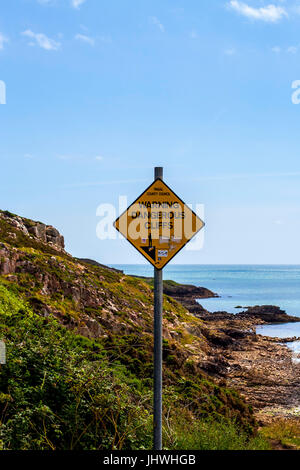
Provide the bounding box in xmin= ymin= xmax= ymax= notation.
xmin=1 ymin=210 xmax=299 ymax=447
xmin=164 ymin=281 xmax=300 ymax=423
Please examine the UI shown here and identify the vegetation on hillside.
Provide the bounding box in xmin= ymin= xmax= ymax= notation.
xmin=0 ymin=284 xmax=270 ymax=450
xmin=0 ymin=212 xmax=271 ymax=450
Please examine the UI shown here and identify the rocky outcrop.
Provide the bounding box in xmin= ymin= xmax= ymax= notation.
xmin=0 ymin=244 xmax=19 ymax=275
xmin=162 ymin=283 xmax=300 ymax=420
xmin=0 ymin=214 xmax=193 ymax=345
xmin=1 ymin=208 xmax=300 ymax=425
xmin=162 ymin=282 xmax=217 ymax=317
xmin=28 ymin=223 xmax=64 ymax=250
xmin=0 ymin=210 xmax=65 ymax=251
xmin=186 ymin=305 xmax=300 ymax=325
xmin=225 ymin=334 xmax=300 ymax=422
xmin=237 ymin=305 xmax=300 ymax=323
xmin=163 ymin=283 xmax=217 ymax=299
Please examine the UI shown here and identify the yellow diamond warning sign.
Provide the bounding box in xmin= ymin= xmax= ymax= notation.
xmin=113 ymin=179 xmax=205 ymax=270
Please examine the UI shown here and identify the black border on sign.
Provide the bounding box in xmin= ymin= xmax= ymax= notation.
xmin=113 ymin=178 xmax=205 ymax=270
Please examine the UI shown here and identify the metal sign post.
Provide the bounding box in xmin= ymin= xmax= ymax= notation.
xmin=153 ymin=167 xmax=163 ymax=450
xmin=113 ymin=167 xmax=205 ymax=450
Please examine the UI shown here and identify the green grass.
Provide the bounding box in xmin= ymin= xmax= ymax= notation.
xmin=260 ymin=419 xmax=300 ymax=449
xmin=167 ymin=415 xmax=270 ymax=450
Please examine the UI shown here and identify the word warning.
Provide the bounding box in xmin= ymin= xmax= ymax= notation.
xmin=114 ymin=179 xmax=204 ymax=269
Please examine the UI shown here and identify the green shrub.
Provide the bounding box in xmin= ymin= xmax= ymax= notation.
xmin=0 ymin=285 xmax=152 ymax=450
xmin=0 ymin=283 xmax=264 ymax=451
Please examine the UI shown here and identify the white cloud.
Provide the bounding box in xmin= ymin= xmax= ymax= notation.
xmin=75 ymin=33 xmax=95 ymax=46
xmin=0 ymin=33 xmax=9 ymax=50
xmin=149 ymin=16 xmax=165 ymax=32
xmin=228 ymin=1 xmax=288 ymax=22
xmin=21 ymin=30 xmax=61 ymax=50
xmin=71 ymin=0 xmax=87 ymax=9
xmin=95 ymin=156 xmax=104 ymax=161
xmin=271 ymin=45 xmax=299 ymax=54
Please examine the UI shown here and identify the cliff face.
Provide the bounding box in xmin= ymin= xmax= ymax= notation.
xmin=0 ymin=209 xmax=255 ymax=432
xmin=1 ymin=209 xmax=299 ymax=449
xmin=0 ymin=209 xmax=196 ymax=342
xmin=0 ymin=210 xmax=65 ymax=252
xmin=0 ymin=210 xmax=245 ymax=359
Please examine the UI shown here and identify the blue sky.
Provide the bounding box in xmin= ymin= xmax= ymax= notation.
xmin=1 ymin=0 xmax=300 ymax=264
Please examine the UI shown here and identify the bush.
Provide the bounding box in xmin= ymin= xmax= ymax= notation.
xmin=0 ymin=285 xmax=152 ymax=450
xmin=0 ymin=284 xmax=267 ymax=450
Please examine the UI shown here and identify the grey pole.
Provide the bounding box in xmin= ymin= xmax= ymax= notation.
xmin=153 ymin=166 xmax=163 ymax=450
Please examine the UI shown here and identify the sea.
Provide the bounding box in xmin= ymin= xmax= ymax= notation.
xmin=111 ymin=264 xmax=300 ymax=357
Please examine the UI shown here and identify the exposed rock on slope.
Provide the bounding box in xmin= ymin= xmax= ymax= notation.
xmin=238 ymin=305 xmax=300 ymax=323
xmin=192 ymin=305 xmax=300 ymax=324
xmin=0 ymin=210 xmax=212 ymax=359
xmin=0 ymin=209 xmax=256 ymax=430
xmin=134 ymin=278 xmax=216 ymax=316
xmin=161 ymin=282 xmax=300 ymax=421
xmin=0 ymin=210 xmax=65 ymax=252
xmin=2 ymin=209 xmax=298 ymax=427
xmin=162 ymin=281 xmax=217 ymax=299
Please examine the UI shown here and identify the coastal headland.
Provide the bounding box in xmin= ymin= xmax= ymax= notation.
xmin=0 ymin=209 xmax=299 ymax=449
